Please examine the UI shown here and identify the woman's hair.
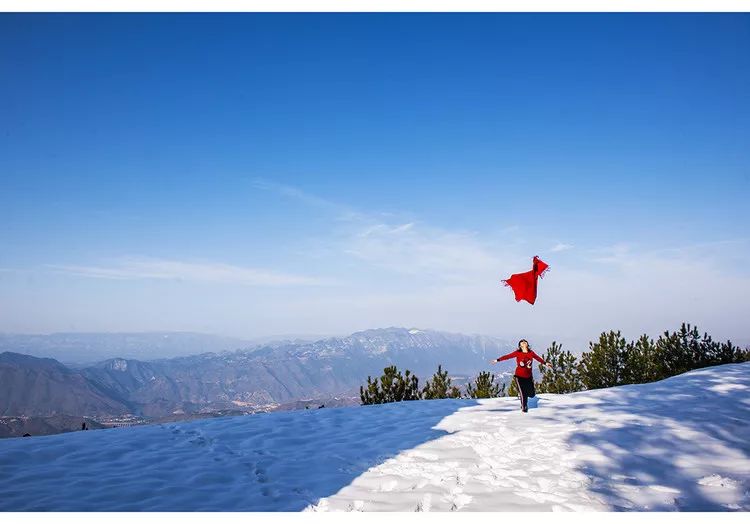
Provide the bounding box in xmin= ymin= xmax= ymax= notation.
xmin=518 ymin=339 xmax=529 ymax=350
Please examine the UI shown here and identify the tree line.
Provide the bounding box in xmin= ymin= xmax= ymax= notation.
xmin=360 ymin=322 xmax=750 ymax=404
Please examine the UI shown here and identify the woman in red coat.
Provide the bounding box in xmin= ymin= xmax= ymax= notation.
xmin=490 ymin=339 xmax=551 ymax=412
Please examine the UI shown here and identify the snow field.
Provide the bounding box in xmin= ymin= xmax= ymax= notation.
xmin=1 ymin=363 xmax=748 ymax=511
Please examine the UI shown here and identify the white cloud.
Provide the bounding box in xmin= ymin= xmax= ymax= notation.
xmin=48 ymin=257 xmax=331 ymax=287
xmin=586 ymin=242 xmax=636 ymax=264
xmin=550 ymin=242 xmax=573 ymax=252
xmin=251 ymin=178 xmax=360 ymax=219
xmin=586 ymin=239 xmax=748 ymax=269
xmin=342 ymin=221 xmax=517 ymax=283
xmin=255 ymin=180 xmax=526 ymax=283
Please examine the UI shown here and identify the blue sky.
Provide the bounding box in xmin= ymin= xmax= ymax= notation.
xmin=1 ymin=13 xmax=749 ymax=347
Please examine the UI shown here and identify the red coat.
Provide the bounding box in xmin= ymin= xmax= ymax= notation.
xmin=496 ymin=349 xmax=546 ymax=379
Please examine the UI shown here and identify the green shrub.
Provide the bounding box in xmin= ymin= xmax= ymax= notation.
xmin=578 ymin=330 xmax=628 ymax=390
xmin=466 ymin=371 xmax=505 ymax=398
xmin=360 ymin=365 xmax=421 ymax=405
xmin=422 ymin=365 xmax=462 ymax=399
xmin=537 ymin=341 xmax=583 ymax=393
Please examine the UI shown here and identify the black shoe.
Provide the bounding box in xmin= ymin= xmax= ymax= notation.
xmin=522 ymin=407 xmax=528 ymax=413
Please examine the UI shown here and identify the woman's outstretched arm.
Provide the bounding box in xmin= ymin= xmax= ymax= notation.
xmin=496 ymin=350 xmax=519 ymax=362
xmin=531 ymin=350 xmax=552 ymax=368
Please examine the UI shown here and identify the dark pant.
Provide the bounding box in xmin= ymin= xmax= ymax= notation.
xmin=514 ymin=375 xmax=536 ymax=410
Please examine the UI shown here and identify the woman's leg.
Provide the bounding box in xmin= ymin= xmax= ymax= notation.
xmin=514 ymin=376 xmax=528 ymax=410
xmin=520 ymin=376 xmax=536 ymax=410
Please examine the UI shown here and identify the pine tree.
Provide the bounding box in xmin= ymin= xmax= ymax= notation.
xmin=466 ymin=371 xmax=505 ymax=398
xmin=401 ymin=369 xmax=422 ymax=401
xmin=696 ymin=330 xmax=747 ymax=367
xmin=653 ymin=330 xmax=677 ymax=380
xmin=620 ymin=334 xmax=660 ymax=384
xmin=735 ymin=346 xmax=750 ymax=362
xmin=714 ymin=339 xmax=740 ymax=365
xmin=360 ymin=374 xmax=381 ymax=405
xmin=536 ymin=341 xmax=584 ymax=393
xmin=507 ymin=376 xmax=517 ymax=398
xmin=680 ymin=323 xmax=706 ymax=369
xmin=621 ymin=334 xmax=664 ymax=385
xmin=578 ymin=330 xmax=628 ymax=389
xmin=619 ymin=339 xmax=642 ymax=384
xmin=655 ymin=323 xmax=703 ymax=378
xmin=449 ymin=384 xmax=463 ymax=398
xmin=698 ymin=330 xmax=722 ymax=367
xmin=422 ymin=365 xmax=462 ymax=399
xmin=360 ymin=365 xmax=422 ymax=405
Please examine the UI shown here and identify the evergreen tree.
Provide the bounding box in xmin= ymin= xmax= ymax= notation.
xmin=507 ymin=376 xmax=517 ymax=398
xmin=716 ymin=340 xmax=750 ymax=364
xmin=619 ymin=339 xmax=642 ymax=384
xmin=681 ymin=323 xmax=707 ymax=369
xmin=449 ymin=384 xmax=463 ymax=398
xmin=697 ymin=332 xmax=748 ymax=367
xmin=653 ymin=330 xmax=678 ymax=380
xmin=360 ymin=374 xmax=381 ymax=405
xmin=578 ymin=330 xmax=628 ymax=389
xmin=655 ymin=323 xmax=704 ymax=378
xmin=422 ymin=365 xmax=462 ymax=399
xmin=698 ymin=330 xmax=722 ymax=367
xmin=360 ymin=365 xmax=422 ymax=405
xmin=466 ymin=371 xmax=505 ymax=398
xmin=620 ymin=334 xmax=661 ymax=384
xmin=714 ymin=339 xmax=740 ymax=365
xmin=536 ymin=341 xmax=584 ymax=393
xmin=735 ymin=345 xmax=750 ymax=362
xmin=401 ymin=369 xmax=422 ymax=401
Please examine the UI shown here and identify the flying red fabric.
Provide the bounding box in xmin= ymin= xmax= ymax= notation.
xmin=501 ymin=256 xmax=549 ymax=305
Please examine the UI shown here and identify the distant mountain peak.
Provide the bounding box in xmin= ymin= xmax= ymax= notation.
xmin=0 ymin=351 xmax=69 ymax=372
xmin=109 ymin=358 xmax=128 ymax=372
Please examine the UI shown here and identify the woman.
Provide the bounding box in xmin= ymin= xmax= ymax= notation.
xmin=490 ymin=339 xmax=551 ymax=412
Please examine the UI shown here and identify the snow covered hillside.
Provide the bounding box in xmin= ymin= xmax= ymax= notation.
xmin=1 ymin=362 xmax=748 ymax=511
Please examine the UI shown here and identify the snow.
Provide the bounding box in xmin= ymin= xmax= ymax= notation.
xmin=111 ymin=358 xmax=128 ymax=371
xmin=1 ymin=363 xmax=748 ymax=511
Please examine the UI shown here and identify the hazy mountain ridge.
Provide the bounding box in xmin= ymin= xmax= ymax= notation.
xmin=83 ymin=327 xmax=515 ymax=414
xmin=1 ymin=327 xmax=516 ymax=433
xmin=0 ymin=332 xmax=256 ymax=365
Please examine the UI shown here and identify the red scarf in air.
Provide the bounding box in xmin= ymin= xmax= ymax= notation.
xmin=501 ymin=256 xmax=549 ymax=305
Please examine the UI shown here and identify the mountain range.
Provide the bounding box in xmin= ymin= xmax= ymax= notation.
xmin=0 ymin=332 xmax=258 ymax=365
xmin=0 ymin=327 xmax=517 ymax=436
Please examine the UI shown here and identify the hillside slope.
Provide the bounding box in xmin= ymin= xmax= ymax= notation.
xmin=0 ymin=363 xmax=747 ymax=511
xmin=0 ymin=352 xmax=131 ymax=417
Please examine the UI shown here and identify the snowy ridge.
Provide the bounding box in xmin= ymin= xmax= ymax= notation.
xmin=303 ymin=327 xmax=503 ymax=357
xmin=0 ymin=363 xmax=748 ymax=511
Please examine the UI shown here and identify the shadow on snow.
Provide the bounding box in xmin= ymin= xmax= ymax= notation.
xmin=534 ymin=363 xmax=750 ymax=511
xmin=0 ymin=398 xmax=479 ymax=511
